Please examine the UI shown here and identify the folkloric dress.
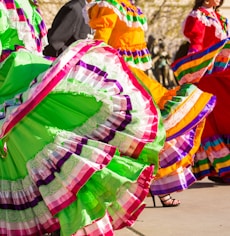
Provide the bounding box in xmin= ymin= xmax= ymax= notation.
xmin=0 ymin=0 xmax=165 ymax=235
xmin=172 ymin=6 xmax=230 ymax=182
xmin=84 ymin=0 xmax=216 ymax=194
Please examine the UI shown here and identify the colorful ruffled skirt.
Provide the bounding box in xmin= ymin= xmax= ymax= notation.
xmin=171 ymin=38 xmax=230 ymax=182
xmin=130 ymin=66 xmax=216 ymax=195
xmin=0 ymin=40 xmax=165 ymax=235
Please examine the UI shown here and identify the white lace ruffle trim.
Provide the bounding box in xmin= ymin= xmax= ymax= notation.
xmin=0 ymin=2 xmax=47 ymax=54
xmin=184 ymin=9 xmax=229 ymax=41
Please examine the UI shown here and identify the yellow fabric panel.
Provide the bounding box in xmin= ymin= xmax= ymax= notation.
xmin=130 ymin=67 xmax=168 ymax=104
xmin=165 ymin=91 xmax=213 ymax=138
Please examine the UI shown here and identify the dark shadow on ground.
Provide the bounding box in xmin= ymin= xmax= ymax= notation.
xmin=188 ymin=182 xmax=215 ymax=189
xmin=145 ymin=206 xmax=165 ymax=209
xmin=188 ymin=181 xmax=230 ymax=189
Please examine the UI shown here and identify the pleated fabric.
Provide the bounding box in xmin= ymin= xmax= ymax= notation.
xmin=171 ymin=38 xmax=230 ymax=182
xmin=85 ymin=0 xmax=217 ymax=194
xmin=130 ymin=67 xmax=216 ymax=194
xmin=0 ymin=40 xmax=163 ymax=235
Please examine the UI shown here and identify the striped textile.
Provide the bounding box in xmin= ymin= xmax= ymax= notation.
xmin=193 ymin=135 xmax=230 ymax=179
xmin=0 ymin=39 xmax=159 ymax=235
xmin=171 ymin=38 xmax=230 ymax=85
xmin=1 ymin=0 xmax=47 ymax=55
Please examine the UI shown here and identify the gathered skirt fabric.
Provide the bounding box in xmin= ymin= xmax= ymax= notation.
xmin=193 ymin=69 xmax=230 ymax=180
xmin=130 ymin=65 xmax=216 ymax=194
xmin=0 ymin=40 xmax=165 ymax=235
xmin=171 ymin=38 xmax=230 ymax=182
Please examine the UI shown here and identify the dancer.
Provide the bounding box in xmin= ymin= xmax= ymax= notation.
xmin=172 ymin=0 xmax=230 ymax=183
xmin=183 ymin=0 xmax=226 ymax=54
xmin=43 ymin=0 xmax=92 ymax=57
xmin=0 ymin=0 xmax=166 ymax=235
xmin=84 ymin=0 xmax=216 ymax=206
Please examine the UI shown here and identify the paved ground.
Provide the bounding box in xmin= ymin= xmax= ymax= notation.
xmin=115 ymin=177 xmax=230 ymax=236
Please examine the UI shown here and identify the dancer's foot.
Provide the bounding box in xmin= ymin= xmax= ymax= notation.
xmin=158 ymin=194 xmax=181 ymax=207
xmin=148 ymin=190 xmax=181 ymax=207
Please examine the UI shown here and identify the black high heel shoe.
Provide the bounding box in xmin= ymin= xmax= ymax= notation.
xmin=149 ymin=190 xmax=180 ymax=207
xmin=149 ymin=190 xmax=156 ymax=207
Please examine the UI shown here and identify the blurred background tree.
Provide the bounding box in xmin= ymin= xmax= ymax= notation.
xmin=38 ymin=0 xmax=229 ymax=59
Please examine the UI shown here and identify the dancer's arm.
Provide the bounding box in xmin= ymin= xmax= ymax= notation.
xmin=183 ymin=15 xmax=205 ymax=53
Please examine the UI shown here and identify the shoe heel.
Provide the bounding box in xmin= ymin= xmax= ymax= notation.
xmin=149 ymin=190 xmax=156 ymax=207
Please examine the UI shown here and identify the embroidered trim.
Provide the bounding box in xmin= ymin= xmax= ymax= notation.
xmin=85 ymin=0 xmax=147 ymax=31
